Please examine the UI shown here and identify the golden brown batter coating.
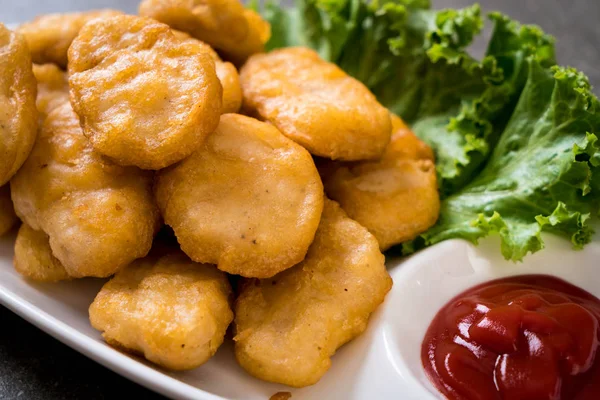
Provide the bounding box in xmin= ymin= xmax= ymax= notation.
xmin=68 ymin=15 xmax=222 ymax=169
xmin=240 ymin=47 xmax=392 ymax=161
xmin=155 ymin=113 xmax=324 ymax=278
xmin=90 ymin=248 xmax=233 ymax=371
xmin=10 ymin=102 xmax=160 ymax=278
xmin=173 ymin=30 xmax=242 ymax=113
xmin=234 ymin=199 xmax=392 ymax=387
xmin=139 ymin=0 xmax=270 ymax=65
xmin=32 ymin=63 xmax=69 ymax=119
xmin=17 ymin=9 xmax=123 ymax=68
xmin=13 ymin=223 xmax=70 ymax=282
xmin=321 ymin=115 xmax=440 ymax=250
xmin=0 ymin=24 xmax=38 ymax=186
xmin=213 ymin=55 xmax=242 ymax=114
xmin=0 ymin=185 xmax=18 ymax=236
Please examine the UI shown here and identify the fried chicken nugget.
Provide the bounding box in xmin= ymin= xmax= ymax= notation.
xmin=240 ymin=47 xmax=392 ymax=161
xmin=14 ymin=223 xmax=70 ymax=282
xmin=32 ymin=63 xmax=69 ymax=119
xmin=234 ymin=199 xmax=393 ymax=387
xmin=89 ymin=247 xmax=233 ymax=371
xmin=0 ymin=24 xmax=38 ymax=186
xmin=214 ymin=56 xmax=242 ymax=113
xmin=10 ymin=102 xmax=160 ymax=278
xmin=17 ymin=9 xmax=123 ymax=68
xmin=68 ymin=15 xmax=222 ymax=170
xmin=174 ymin=30 xmax=242 ymax=113
xmin=321 ymin=115 xmax=440 ymax=250
xmin=0 ymin=185 xmax=18 ymax=236
xmin=155 ymin=113 xmax=324 ymax=278
xmin=139 ymin=0 xmax=270 ymax=65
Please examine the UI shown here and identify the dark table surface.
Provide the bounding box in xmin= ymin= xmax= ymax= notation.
xmin=1 ymin=0 xmax=599 ymax=399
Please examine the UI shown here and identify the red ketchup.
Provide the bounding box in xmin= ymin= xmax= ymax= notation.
xmin=422 ymin=275 xmax=600 ymax=400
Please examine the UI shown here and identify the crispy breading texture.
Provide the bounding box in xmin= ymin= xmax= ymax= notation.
xmin=89 ymin=248 xmax=233 ymax=371
xmin=139 ymin=0 xmax=270 ymax=65
xmin=17 ymin=9 xmax=124 ymax=68
xmin=321 ymin=115 xmax=440 ymax=250
xmin=0 ymin=185 xmax=18 ymax=236
xmin=155 ymin=114 xmax=324 ymax=278
xmin=32 ymin=63 xmax=69 ymax=119
xmin=10 ymin=102 xmax=160 ymax=278
xmin=215 ymin=58 xmax=243 ymax=113
xmin=240 ymin=47 xmax=392 ymax=161
xmin=0 ymin=24 xmax=38 ymax=186
xmin=174 ymin=30 xmax=242 ymax=113
xmin=234 ymin=199 xmax=393 ymax=387
xmin=14 ymin=223 xmax=70 ymax=282
xmin=68 ymin=15 xmax=222 ymax=170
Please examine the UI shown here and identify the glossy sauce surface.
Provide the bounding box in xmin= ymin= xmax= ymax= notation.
xmin=422 ymin=275 xmax=600 ymax=400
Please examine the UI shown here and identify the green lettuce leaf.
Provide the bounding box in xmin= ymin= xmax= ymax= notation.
xmin=260 ymin=0 xmax=356 ymax=60
xmin=439 ymin=13 xmax=556 ymax=193
xmin=406 ymin=62 xmax=600 ymax=260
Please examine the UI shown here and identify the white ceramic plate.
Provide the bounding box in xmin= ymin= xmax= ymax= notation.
xmin=2 ymin=225 xmax=600 ymax=399
xmin=3 ymin=16 xmax=600 ymax=400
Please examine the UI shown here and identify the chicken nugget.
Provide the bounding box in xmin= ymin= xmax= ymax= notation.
xmin=240 ymin=47 xmax=392 ymax=161
xmin=321 ymin=115 xmax=440 ymax=250
xmin=139 ymin=0 xmax=270 ymax=65
xmin=17 ymin=9 xmax=123 ymax=68
xmin=32 ymin=63 xmax=69 ymax=119
xmin=14 ymin=223 xmax=70 ymax=282
xmin=89 ymin=247 xmax=233 ymax=371
xmin=155 ymin=113 xmax=324 ymax=278
xmin=174 ymin=30 xmax=242 ymax=113
xmin=215 ymin=58 xmax=243 ymax=113
xmin=10 ymin=102 xmax=160 ymax=278
xmin=68 ymin=15 xmax=222 ymax=170
xmin=0 ymin=24 xmax=38 ymax=186
xmin=0 ymin=185 xmax=18 ymax=236
xmin=234 ymin=199 xmax=393 ymax=387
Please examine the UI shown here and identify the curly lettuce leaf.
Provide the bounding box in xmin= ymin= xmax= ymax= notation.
xmin=406 ymin=62 xmax=600 ymax=260
xmin=261 ymin=0 xmax=358 ymax=60
xmin=336 ymin=4 xmax=485 ymax=121
xmin=438 ymin=13 xmax=556 ymax=193
xmin=261 ymin=0 xmax=432 ymax=60
xmin=394 ymin=12 xmax=556 ymax=194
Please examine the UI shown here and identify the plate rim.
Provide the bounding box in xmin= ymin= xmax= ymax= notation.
xmin=0 ymin=287 xmax=228 ymax=400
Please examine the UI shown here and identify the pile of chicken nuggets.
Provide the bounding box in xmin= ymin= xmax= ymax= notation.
xmin=0 ymin=0 xmax=440 ymax=388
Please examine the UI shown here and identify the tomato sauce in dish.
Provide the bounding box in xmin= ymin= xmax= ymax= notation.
xmin=421 ymin=275 xmax=600 ymax=400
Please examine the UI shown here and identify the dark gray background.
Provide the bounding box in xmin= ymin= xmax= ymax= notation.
xmin=1 ymin=1 xmax=599 ymax=399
